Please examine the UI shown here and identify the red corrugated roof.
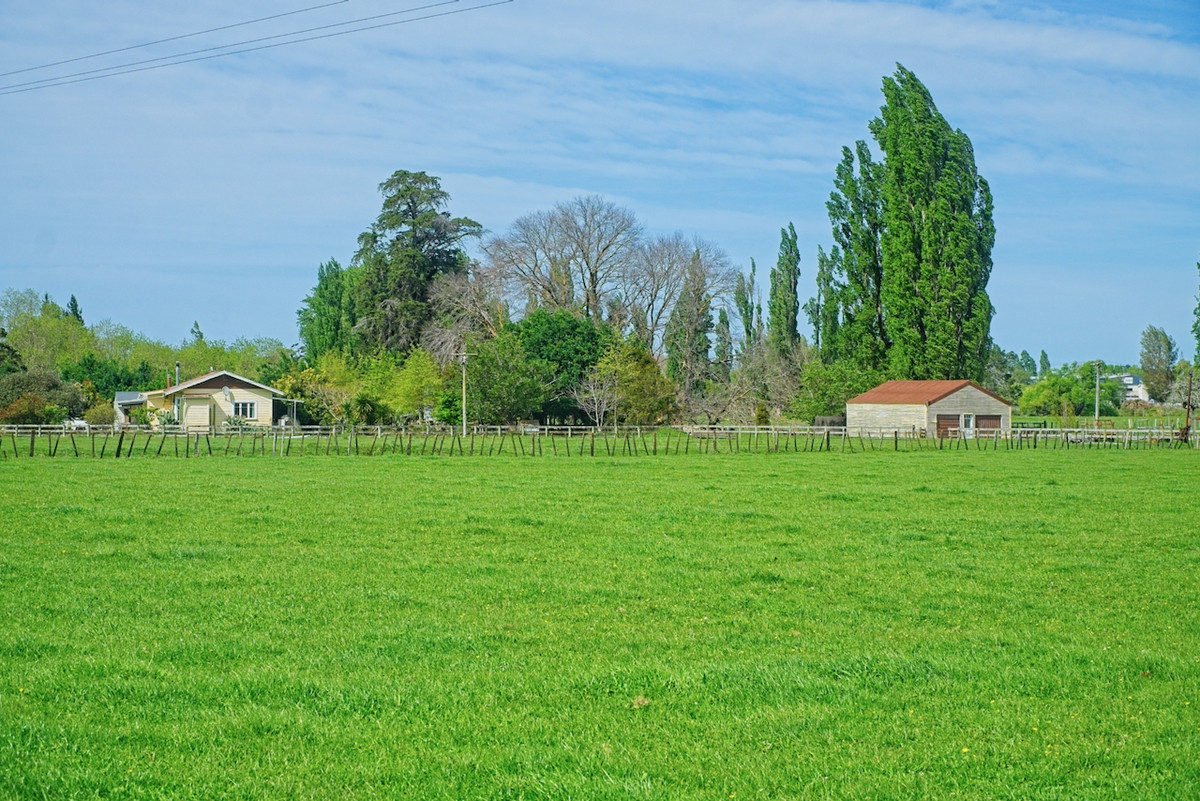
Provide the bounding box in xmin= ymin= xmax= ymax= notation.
xmin=847 ymin=380 xmax=1011 ymax=406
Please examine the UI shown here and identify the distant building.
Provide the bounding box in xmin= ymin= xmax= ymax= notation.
xmin=115 ymin=370 xmax=283 ymax=431
xmin=1111 ymin=374 xmax=1150 ymax=404
xmin=846 ymin=380 xmax=1012 ymax=437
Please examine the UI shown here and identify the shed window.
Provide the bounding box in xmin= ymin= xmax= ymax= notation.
xmin=232 ymin=401 xmax=257 ymax=419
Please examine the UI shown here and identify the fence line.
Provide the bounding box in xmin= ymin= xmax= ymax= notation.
xmin=0 ymin=422 xmax=1196 ymax=459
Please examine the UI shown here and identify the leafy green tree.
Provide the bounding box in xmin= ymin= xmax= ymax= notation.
xmin=467 ymin=330 xmax=551 ymax=425
xmin=1140 ymin=325 xmax=1178 ymax=402
xmin=298 ymin=259 xmax=352 ymax=361
xmin=733 ymin=260 xmax=762 ymax=349
xmin=5 ymin=300 xmax=97 ymax=371
xmin=515 ymin=309 xmax=612 ymax=422
xmin=870 ymin=65 xmax=995 ymax=381
xmin=1039 ymin=350 xmax=1051 ymax=378
xmin=351 ymin=170 xmax=482 ymax=353
xmin=61 ymin=354 xmax=156 ymax=400
xmin=816 ymin=141 xmax=887 ymax=369
xmin=664 ymin=251 xmax=714 ymax=403
xmin=767 ymin=222 xmax=801 ymax=355
xmin=1018 ymin=364 xmax=1123 ymax=417
xmin=1192 ymin=260 xmax=1200 ymax=363
xmin=790 ymin=361 xmax=886 ymax=423
xmin=595 ymin=339 xmax=675 ymax=425
xmin=1018 ymin=350 xmax=1036 ymax=376
xmin=0 ymin=327 xmax=23 ymax=376
xmin=391 ymin=349 xmax=445 ymax=418
xmin=0 ymin=369 xmax=86 ymax=419
xmin=983 ymin=346 xmax=1032 ymax=403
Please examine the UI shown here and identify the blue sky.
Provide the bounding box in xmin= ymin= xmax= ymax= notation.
xmin=2 ymin=0 xmax=1197 ymax=365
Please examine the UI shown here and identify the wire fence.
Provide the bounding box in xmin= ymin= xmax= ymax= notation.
xmin=1 ymin=422 xmax=1196 ymax=459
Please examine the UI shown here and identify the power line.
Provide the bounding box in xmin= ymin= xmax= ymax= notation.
xmin=1 ymin=1 xmax=458 ymax=93
xmin=0 ymin=0 xmax=351 ymax=79
xmin=1 ymin=1 xmax=514 ymax=97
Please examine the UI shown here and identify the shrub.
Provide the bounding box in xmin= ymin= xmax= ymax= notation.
xmin=84 ymin=404 xmax=117 ymax=426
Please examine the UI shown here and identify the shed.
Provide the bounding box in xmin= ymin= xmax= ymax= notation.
xmin=846 ymin=380 xmax=1011 ymax=437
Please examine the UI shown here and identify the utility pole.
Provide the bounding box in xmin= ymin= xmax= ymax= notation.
xmin=1184 ymin=370 xmax=1194 ymax=446
xmin=1094 ymin=360 xmax=1102 ymax=424
xmin=456 ymin=352 xmax=474 ymax=438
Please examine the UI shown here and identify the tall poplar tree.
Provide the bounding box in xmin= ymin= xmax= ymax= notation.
xmin=1192 ymin=260 xmax=1200 ymax=363
xmin=767 ymin=223 xmax=801 ymax=355
xmin=824 ymin=142 xmax=887 ymax=370
xmin=869 ymin=65 xmax=995 ymax=381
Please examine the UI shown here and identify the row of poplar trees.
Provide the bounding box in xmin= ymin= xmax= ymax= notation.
xmin=805 ymin=64 xmax=996 ymax=383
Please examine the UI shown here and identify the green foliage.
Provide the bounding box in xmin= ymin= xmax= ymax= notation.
xmin=66 ymin=295 xmax=84 ymax=325
xmin=1018 ymin=363 xmax=1124 ymax=417
xmin=349 ymin=170 xmax=482 ymax=354
xmin=467 ymin=330 xmax=551 ymax=425
xmin=0 ymin=326 xmax=23 ymax=376
xmin=390 ymin=349 xmax=445 ymax=418
xmin=61 ymin=354 xmax=156 ymax=400
xmin=1039 ymin=349 xmax=1052 ymax=378
xmin=0 ymin=369 xmax=85 ymax=419
xmin=713 ymin=309 xmax=732 ymax=384
xmin=983 ymin=346 xmax=1033 ymax=403
xmin=733 ymin=260 xmax=761 ymax=348
xmin=766 ymin=222 xmax=801 ymax=355
xmin=0 ymin=394 xmax=63 ymax=424
xmin=1140 ymin=325 xmax=1178 ymax=402
xmin=297 ymin=259 xmax=351 ymax=362
xmin=1193 ymin=261 xmax=1200 ymax=363
xmin=791 ymin=360 xmax=886 ymax=423
xmin=515 ymin=309 xmax=612 ymax=422
xmin=596 ymin=339 xmax=676 ymax=425
xmin=871 ymin=65 xmax=995 ymax=381
xmin=82 ymin=404 xmax=115 ymax=426
xmin=810 ymin=141 xmax=888 ymax=370
xmin=664 ymin=252 xmax=714 ymax=400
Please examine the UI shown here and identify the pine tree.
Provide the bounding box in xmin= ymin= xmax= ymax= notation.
xmin=66 ymin=295 xmax=84 ymax=325
xmin=1039 ymin=350 xmax=1051 ymax=378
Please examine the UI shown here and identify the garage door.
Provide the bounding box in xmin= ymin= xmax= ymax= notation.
xmin=936 ymin=414 xmax=959 ymax=438
xmin=977 ymin=415 xmax=1001 ymax=430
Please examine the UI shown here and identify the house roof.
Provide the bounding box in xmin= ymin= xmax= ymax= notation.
xmin=847 ymin=380 xmax=1011 ymax=407
xmin=159 ymin=370 xmax=283 ymax=398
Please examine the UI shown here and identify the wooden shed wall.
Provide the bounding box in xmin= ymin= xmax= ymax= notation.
xmin=926 ymin=386 xmax=1011 ymax=429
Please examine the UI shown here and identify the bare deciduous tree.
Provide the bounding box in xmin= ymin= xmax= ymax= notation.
xmin=571 ymin=367 xmax=619 ymax=429
xmin=422 ymin=267 xmax=508 ymax=366
xmin=485 ymin=196 xmax=641 ymax=321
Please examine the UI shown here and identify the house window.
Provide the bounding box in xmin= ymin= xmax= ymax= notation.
xmin=232 ymin=401 xmax=257 ymax=420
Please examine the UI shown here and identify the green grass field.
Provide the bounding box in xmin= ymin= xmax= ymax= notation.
xmin=2 ymin=451 xmax=1198 ymax=799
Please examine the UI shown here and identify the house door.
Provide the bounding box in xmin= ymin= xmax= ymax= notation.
xmin=936 ymin=414 xmax=959 ymax=438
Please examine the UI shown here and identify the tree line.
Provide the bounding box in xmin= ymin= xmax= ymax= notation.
xmin=2 ymin=65 xmax=1196 ymax=428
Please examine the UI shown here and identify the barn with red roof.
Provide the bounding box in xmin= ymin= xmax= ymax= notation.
xmin=846 ymin=380 xmax=1012 ymax=437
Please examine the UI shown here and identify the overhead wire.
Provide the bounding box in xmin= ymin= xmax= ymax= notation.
xmin=0 ymin=0 xmax=351 ymax=78
xmin=0 ymin=0 xmax=514 ymax=96
xmin=1 ymin=0 xmax=458 ymax=92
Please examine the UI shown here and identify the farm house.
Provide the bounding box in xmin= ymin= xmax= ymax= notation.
xmin=846 ymin=380 xmax=1012 ymax=437
xmin=115 ymin=370 xmax=283 ymax=431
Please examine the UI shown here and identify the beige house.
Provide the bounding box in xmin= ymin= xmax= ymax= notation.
xmin=846 ymin=380 xmax=1012 ymax=437
xmin=116 ymin=370 xmax=282 ymax=431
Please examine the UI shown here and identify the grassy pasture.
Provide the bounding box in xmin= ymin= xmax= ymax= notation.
xmin=1 ymin=451 xmax=1198 ymax=799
